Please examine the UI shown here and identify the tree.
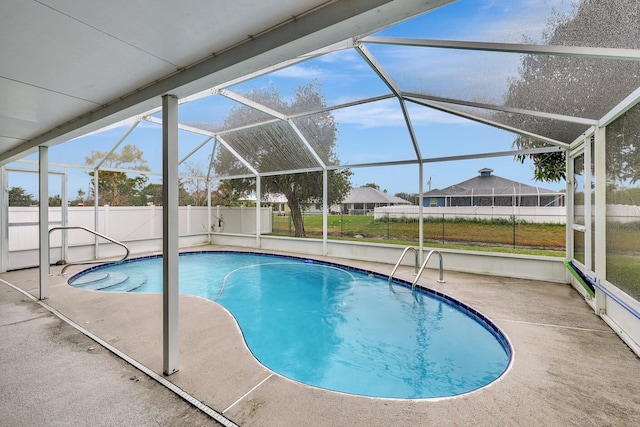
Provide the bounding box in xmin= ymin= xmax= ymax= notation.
xmin=361 ymin=183 xmax=380 ymax=190
xmin=506 ymin=0 xmax=640 ymax=182
xmin=211 ymin=180 xmax=245 ymax=206
xmin=48 ymin=195 xmax=62 ymax=207
xmin=8 ymin=187 xmax=37 ymax=206
xmin=605 ymin=103 xmax=640 ymax=186
xmin=208 ymin=81 xmax=352 ymax=237
xmin=85 ymin=144 xmax=150 ymax=206
xmin=69 ymin=188 xmax=86 ymax=206
xmin=87 ymin=171 xmax=148 ymax=206
xmin=138 ymin=183 xmax=164 ymax=206
xmin=395 ymin=192 xmax=418 ymax=204
xmin=179 ymin=162 xmax=208 ymax=206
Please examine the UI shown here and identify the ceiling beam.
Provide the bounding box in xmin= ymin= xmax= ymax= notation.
xmin=403 ymin=92 xmax=599 ymax=126
xmin=406 ymin=96 xmax=570 ymax=149
xmin=1 ymin=0 xmax=446 ymax=164
xmin=362 ymin=37 xmax=640 ymax=61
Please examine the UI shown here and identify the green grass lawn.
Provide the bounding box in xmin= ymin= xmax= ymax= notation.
xmin=606 ymin=254 xmax=640 ymax=301
xmin=606 ymin=223 xmax=640 ymax=300
xmin=271 ymin=214 xmax=640 ymax=296
xmin=272 ymin=214 xmax=566 ymax=257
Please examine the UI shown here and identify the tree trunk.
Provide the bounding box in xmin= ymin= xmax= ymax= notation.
xmin=287 ymin=197 xmax=306 ymax=238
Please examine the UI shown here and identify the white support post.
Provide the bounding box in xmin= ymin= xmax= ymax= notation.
xmin=61 ymin=168 xmax=68 ymax=263
xmin=162 ymin=94 xmax=180 ymax=375
xmin=323 ymin=169 xmax=328 ymax=256
xmin=418 ymin=163 xmax=424 ymax=262
xmin=94 ymin=169 xmax=99 ymax=259
xmin=207 ymin=180 xmax=212 ymax=240
xmin=39 ymin=146 xmax=49 ymax=300
xmin=594 ymin=125 xmax=607 ymax=315
xmin=255 ymin=176 xmax=261 ymax=248
xmin=584 ymin=136 xmax=592 ymax=272
xmin=0 ymin=166 xmax=8 ymax=273
xmin=566 ymin=150 xmax=574 ymax=263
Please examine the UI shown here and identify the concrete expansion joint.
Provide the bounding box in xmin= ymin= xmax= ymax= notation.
xmin=223 ymin=373 xmax=275 ymax=414
xmin=0 ymin=312 xmax=51 ymax=327
xmin=495 ymin=317 xmax=615 ymax=334
xmin=0 ymin=278 xmax=240 ymax=427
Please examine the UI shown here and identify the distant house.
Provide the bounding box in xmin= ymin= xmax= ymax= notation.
xmin=338 ymin=187 xmax=412 ymax=214
xmin=423 ymin=168 xmax=564 ymax=208
xmin=242 ymin=187 xmax=413 ymax=215
xmin=240 ymin=193 xmax=288 ymax=215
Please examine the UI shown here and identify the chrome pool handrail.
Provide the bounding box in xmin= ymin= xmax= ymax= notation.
xmin=411 ymin=250 xmax=445 ymax=294
xmin=48 ymin=226 xmax=130 ymax=275
xmin=388 ymin=246 xmax=419 ymax=289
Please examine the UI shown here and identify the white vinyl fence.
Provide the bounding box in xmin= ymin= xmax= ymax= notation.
xmin=6 ymin=205 xmax=271 ymax=270
xmin=372 ymin=204 xmax=640 ymax=225
xmin=374 ymin=205 xmax=568 ymax=223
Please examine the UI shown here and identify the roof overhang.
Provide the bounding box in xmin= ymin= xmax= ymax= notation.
xmin=0 ymin=0 xmax=452 ymax=165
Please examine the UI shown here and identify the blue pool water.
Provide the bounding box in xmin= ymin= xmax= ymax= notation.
xmin=69 ymin=251 xmax=511 ymax=399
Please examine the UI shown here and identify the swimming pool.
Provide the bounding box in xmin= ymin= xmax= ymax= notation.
xmin=69 ymin=251 xmax=512 ymax=399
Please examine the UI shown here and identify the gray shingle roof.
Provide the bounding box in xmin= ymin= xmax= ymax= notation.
xmin=425 ymin=169 xmax=559 ymax=197
xmin=342 ymin=187 xmax=412 ymax=204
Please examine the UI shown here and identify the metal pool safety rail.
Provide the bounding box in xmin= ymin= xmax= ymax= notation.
xmin=412 ymin=249 xmax=445 ymax=293
xmin=48 ymin=226 xmax=130 ymax=275
xmin=389 ymin=247 xmax=445 ymax=294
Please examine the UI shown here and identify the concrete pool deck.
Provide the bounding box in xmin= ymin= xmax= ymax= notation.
xmin=1 ymin=245 xmax=639 ymax=426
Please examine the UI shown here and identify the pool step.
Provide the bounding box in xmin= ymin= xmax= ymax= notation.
xmin=70 ymin=272 xmax=143 ymax=292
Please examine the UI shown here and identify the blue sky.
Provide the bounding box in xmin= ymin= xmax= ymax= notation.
xmin=9 ymin=0 xmax=575 ymax=200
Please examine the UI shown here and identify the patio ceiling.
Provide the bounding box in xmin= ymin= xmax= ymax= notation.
xmin=0 ymin=0 xmax=450 ymax=164
xmin=3 ymin=0 xmax=640 ymax=180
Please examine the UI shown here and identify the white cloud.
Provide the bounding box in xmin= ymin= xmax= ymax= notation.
xmin=446 ymin=0 xmax=574 ymax=44
xmin=407 ymin=105 xmax=472 ymax=126
xmin=317 ymin=49 xmax=361 ymax=64
xmin=333 ymin=98 xmax=469 ymax=128
xmin=271 ymin=64 xmax=326 ymax=79
xmin=366 ymin=44 xmax=521 ymax=103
